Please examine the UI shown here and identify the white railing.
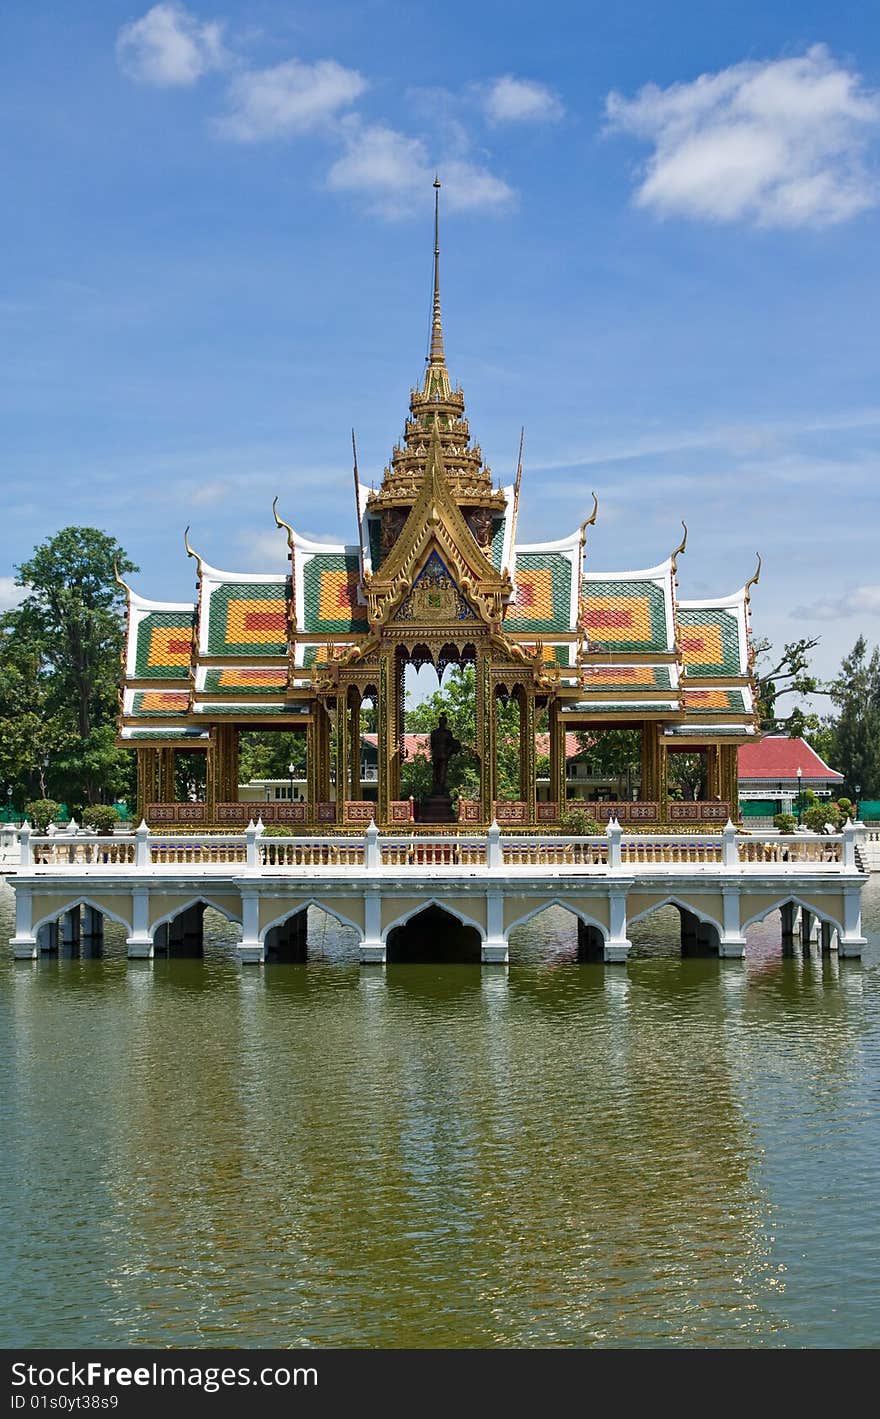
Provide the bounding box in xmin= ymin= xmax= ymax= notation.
xmin=14 ymin=818 xmax=862 ymax=875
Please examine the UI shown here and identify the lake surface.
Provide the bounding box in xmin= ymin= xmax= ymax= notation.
xmin=1 ymin=876 xmax=879 ymax=1349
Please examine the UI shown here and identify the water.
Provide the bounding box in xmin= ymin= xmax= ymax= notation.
xmin=1 ymin=878 xmax=879 ymax=1348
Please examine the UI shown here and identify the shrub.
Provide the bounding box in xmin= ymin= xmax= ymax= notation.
xmin=82 ymin=804 xmax=120 ymax=835
xmin=803 ymin=802 xmax=841 ymax=834
xmin=559 ymin=807 xmax=601 ymax=836
xmin=23 ymin=799 xmax=61 ymax=832
xmin=836 ymin=797 xmax=854 ymax=821
xmin=772 ymin=812 xmax=797 ymax=834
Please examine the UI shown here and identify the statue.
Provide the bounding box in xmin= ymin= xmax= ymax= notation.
xmin=429 ymin=713 xmax=460 ymax=794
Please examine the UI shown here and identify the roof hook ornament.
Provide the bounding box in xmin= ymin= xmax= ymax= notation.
xmin=670 ymin=520 xmax=688 ymax=574
xmin=112 ymin=559 xmax=133 ymax=596
xmin=744 ymin=551 xmax=762 ymax=602
xmin=579 ymin=491 xmax=599 ymax=541
xmin=272 ymin=496 xmax=296 ymax=556
xmin=183 ymin=526 xmax=204 ymax=577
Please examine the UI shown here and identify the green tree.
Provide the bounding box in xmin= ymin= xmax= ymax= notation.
xmin=238 ymin=732 xmax=307 ymax=786
xmin=753 ymin=635 xmax=825 ymax=733
xmin=2 ymin=528 xmax=137 ymax=811
xmin=828 ymin=637 xmax=880 ymax=797
xmin=574 ymin=729 xmax=639 ymax=799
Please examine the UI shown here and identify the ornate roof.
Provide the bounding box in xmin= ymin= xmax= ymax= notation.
xmin=677 ymin=588 xmax=750 ymax=679
xmin=505 ymin=528 xmax=581 ymax=634
xmin=581 ymin=559 xmax=677 ymax=656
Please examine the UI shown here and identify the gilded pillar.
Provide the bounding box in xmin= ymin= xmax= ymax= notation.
xmin=549 ymin=701 xmax=566 ymax=815
xmin=136 ymin=747 xmax=158 ymax=822
xmin=479 ymin=656 xmax=497 ymax=822
xmin=206 ymin=735 xmax=217 ymax=820
xmin=377 ymin=650 xmax=397 ymax=828
xmin=720 ymin=744 xmax=739 ymax=819
xmin=640 ymin=723 xmax=660 ymax=804
xmin=518 ymin=685 xmax=536 ymax=824
xmin=306 ymin=717 xmax=317 ymax=821
xmin=348 ymin=691 xmax=362 ymax=803
xmin=335 ymin=692 xmax=348 ymax=824
xmin=658 ymin=737 xmax=669 ymax=823
xmin=314 ymin=702 xmax=331 ymax=804
xmin=158 ymin=748 xmax=176 ymax=804
xmin=706 ymin=744 xmax=722 ymax=800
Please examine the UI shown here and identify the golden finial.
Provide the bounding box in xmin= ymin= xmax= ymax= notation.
xmin=670 ymin=520 xmax=688 ymax=573
xmin=579 ymin=491 xmax=599 ymax=540
xmin=183 ymin=526 xmax=204 ymax=576
xmin=112 ymin=559 xmax=133 ymax=595
xmin=272 ymin=496 xmax=295 ymax=555
xmin=429 ymin=177 xmax=445 ymax=367
xmin=744 ymin=552 xmax=762 ymax=602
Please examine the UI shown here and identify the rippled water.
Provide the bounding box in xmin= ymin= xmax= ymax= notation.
xmin=1 ymin=877 xmax=878 ymax=1348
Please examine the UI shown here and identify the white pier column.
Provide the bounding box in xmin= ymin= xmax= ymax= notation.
xmin=604 ymin=890 xmax=631 ymax=964
xmin=839 ymin=886 xmax=867 ymax=959
xmin=360 ymin=887 xmax=385 ymax=963
xmin=126 ymin=889 xmax=154 ymax=959
xmin=11 ymin=886 xmax=37 ymax=959
xmin=719 ymin=886 xmax=747 ymax=958
xmin=237 ymin=891 xmax=264 ymax=963
xmin=482 ymin=888 xmax=507 ymax=963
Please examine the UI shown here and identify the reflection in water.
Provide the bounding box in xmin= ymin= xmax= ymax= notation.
xmin=0 ymin=879 xmax=878 ymax=1348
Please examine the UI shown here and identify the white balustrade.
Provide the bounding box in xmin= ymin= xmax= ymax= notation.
xmin=14 ymin=825 xmax=858 ymax=877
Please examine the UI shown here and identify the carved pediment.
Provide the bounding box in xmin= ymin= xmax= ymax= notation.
xmin=392 ymin=552 xmax=477 ymax=624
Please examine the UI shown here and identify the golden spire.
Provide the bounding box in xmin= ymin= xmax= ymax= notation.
xmin=429 ymin=176 xmax=445 ymax=367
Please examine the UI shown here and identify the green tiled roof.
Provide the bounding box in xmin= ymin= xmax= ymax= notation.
xmin=505 ymin=553 xmax=573 ymax=633
xmin=683 ymin=688 xmax=748 ymax=713
xmin=678 ymin=607 xmax=743 ymax=676
xmin=302 ymin=552 xmax=368 ymax=635
xmin=490 ymin=515 xmax=506 ymax=572
xmin=579 ymin=665 xmax=673 ymax=691
xmin=134 ymin=611 xmax=194 ymax=679
xmin=202 ymin=668 xmax=288 ymax=696
xmin=206 ymin=581 xmax=288 ymax=656
xmin=368 ymin=517 xmax=382 ymax=572
xmin=581 ymin=577 xmax=670 ymax=653
xmin=131 ymin=691 xmax=190 ymax=716
xmin=562 ymin=700 xmax=679 ymax=715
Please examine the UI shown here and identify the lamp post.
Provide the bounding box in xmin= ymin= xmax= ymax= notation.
xmin=6 ymin=786 xmax=12 ymax=823
xmin=288 ymin=762 xmax=295 ymax=802
xmin=854 ymin=783 xmax=861 ymax=821
xmin=796 ymin=766 xmax=803 ymax=824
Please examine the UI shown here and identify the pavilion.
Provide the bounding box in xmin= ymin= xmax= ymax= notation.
xmin=117 ymin=182 xmax=761 ymax=832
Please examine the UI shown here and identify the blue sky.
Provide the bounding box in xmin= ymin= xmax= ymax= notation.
xmin=1 ymin=1 xmax=879 ymax=682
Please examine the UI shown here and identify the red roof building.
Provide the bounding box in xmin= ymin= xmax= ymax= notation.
xmin=738 ymin=736 xmax=843 ymax=788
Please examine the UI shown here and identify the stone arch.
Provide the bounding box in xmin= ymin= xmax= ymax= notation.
xmin=504 ymin=896 xmax=610 ymax=943
xmin=259 ymin=898 xmax=364 ymax=946
xmin=149 ymin=895 xmax=242 ymax=938
xmin=627 ymin=894 xmax=723 ymax=958
xmin=32 ymin=895 xmax=132 ymax=936
xmin=629 ymin=894 xmax=723 ymax=935
xmin=505 ymin=897 xmax=609 ymax=963
xmin=384 ymin=901 xmax=483 ymax=963
xmin=381 ymin=896 xmax=485 ymax=944
xmin=740 ymin=893 xmax=843 ymax=937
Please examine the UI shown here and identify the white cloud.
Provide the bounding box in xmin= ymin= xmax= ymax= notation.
xmin=0 ymin=576 xmax=23 ymax=613
xmin=484 ymin=76 xmax=564 ymax=124
xmin=116 ymin=2 xmax=227 ymax=87
xmin=793 ymin=585 xmax=880 ymax=621
xmin=606 ymin=44 xmax=880 ymax=227
xmin=327 ymin=121 xmax=514 ymax=218
xmin=216 ymin=57 xmax=367 ymax=140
